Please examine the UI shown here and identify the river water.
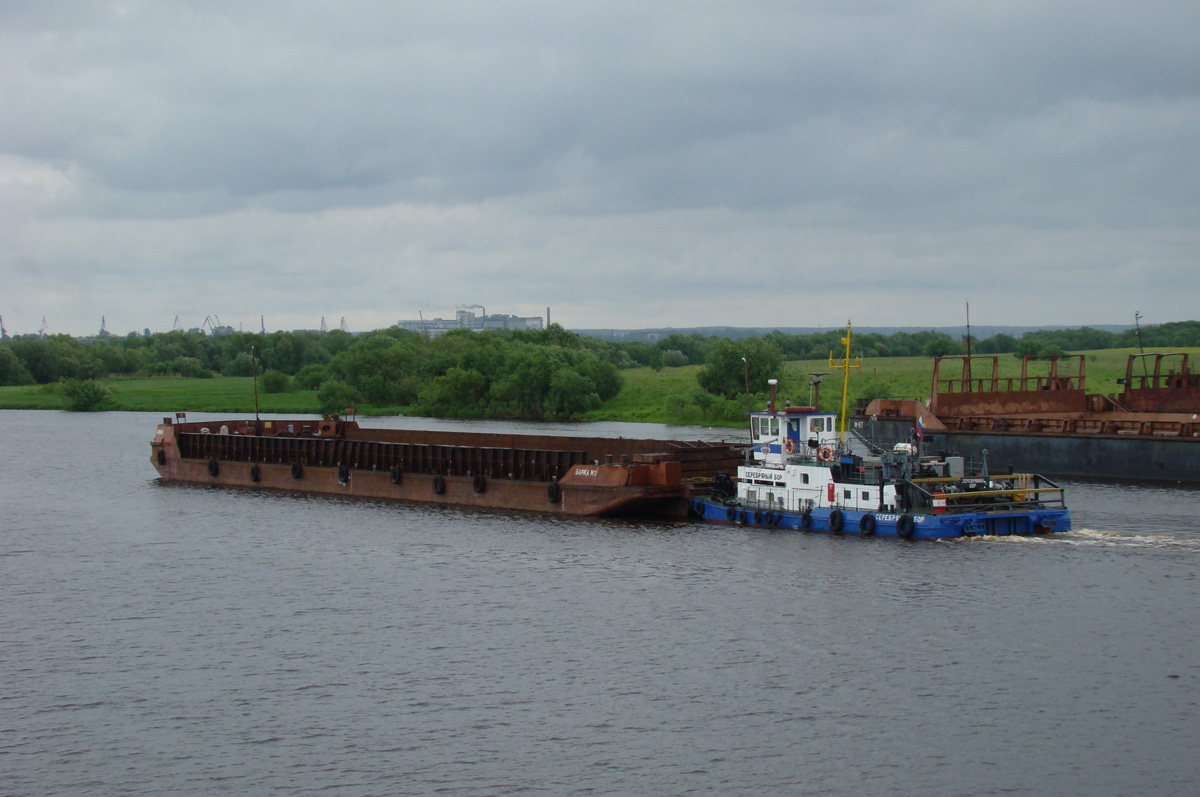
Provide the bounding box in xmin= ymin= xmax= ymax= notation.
xmin=3 ymin=410 xmax=1199 ymax=795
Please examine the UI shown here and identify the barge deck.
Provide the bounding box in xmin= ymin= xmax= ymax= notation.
xmin=152 ymin=414 xmax=743 ymax=517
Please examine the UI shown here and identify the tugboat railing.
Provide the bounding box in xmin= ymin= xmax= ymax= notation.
xmin=903 ymin=475 xmax=1066 ymax=513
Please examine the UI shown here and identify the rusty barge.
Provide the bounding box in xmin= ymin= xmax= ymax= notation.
xmin=856 ymin=353 xmax=1200 ymax=482
xmin=151 ymin=414 xmax=743 ymax=517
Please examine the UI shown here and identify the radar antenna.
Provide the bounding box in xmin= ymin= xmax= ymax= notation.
xmin=805 ymin=372 xmax=830 ymax=410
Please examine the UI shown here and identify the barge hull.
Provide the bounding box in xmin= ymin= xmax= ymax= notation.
xmin=857 ymin=414 xmax=1200 ymax=482
xmin=151 ymin=417 xmax=742 ymax=518
xmin=931 ymin=431 xmax=1200 ymax=483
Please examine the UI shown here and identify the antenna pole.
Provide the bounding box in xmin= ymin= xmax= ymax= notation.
xmin=965 ymin=299 xmax=972 ymax=391
xmin=742 ymin=356 xmax=753 ymax=445
xmin=251 ymin=346 xmax=260 ymax=421
xmin=1135 ymin=311 xmax=1147 ymax=377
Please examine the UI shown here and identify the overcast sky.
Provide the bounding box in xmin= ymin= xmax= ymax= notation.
xmin=3 ymin=1 xmax=1198 ymax=337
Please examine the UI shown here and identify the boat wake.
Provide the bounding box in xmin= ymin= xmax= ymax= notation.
xmin=946 ymin=527 xmax=1200 ymax=551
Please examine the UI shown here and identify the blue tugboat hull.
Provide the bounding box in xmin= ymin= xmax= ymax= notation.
xmin=691 ymin=498 xmax=1071 ymax=540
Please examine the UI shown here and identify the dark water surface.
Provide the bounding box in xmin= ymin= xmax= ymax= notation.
xmin=3 ymin=410 xmax=1199 ymax=795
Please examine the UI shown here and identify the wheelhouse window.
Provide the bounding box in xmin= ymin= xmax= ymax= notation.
xmin=756 ymin=416 xmax=780 ymax=438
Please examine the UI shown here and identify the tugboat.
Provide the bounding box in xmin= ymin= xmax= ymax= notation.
xmin=690 ymin=323 xmax=1071 ymax=540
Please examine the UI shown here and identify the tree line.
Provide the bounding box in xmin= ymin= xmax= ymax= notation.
xmin=0 ymin=325 xmax=625 ymax=420
xmin=3 ymin=320 xmax=1198 ymax=417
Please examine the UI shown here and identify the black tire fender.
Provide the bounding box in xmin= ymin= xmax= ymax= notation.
xmin=828 ymin=509 xmax=844 ymax=533
xmin=389 ymin=465 xmax=402 ymax=485
xmin=859 ymin=514 xmax=876 ymax=536
xmin=897 ymin=514 xmax=916 ymax=539
xmin=207 ymin=458 xmax=219 ymax=477
xmin=291 ymin=461 xmax=303 ymax=480
xmin=433 ymin=475 xmax=446 ymax=495
xmin=473 ymin=473 xmax=487 ymax=494
xmin=250 ymin=464 xmax=261 ymax=483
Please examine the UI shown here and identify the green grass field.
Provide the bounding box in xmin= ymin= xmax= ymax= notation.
xmin=3 ymin=347 xmax=1196 ymax=424
xmin=0 ymin=377 xmax=325 ymax=414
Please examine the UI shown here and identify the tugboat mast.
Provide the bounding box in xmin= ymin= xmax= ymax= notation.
xmin=829 ymin=320 xmax=860 ymax=448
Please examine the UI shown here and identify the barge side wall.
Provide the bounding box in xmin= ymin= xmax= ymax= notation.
xmin=855 ymin=416 xmax=1200 ymax=481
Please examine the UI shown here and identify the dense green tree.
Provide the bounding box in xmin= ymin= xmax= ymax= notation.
xmin=661 ymin=349 xmax=688 ymax=367
xmin=260 ymin=370 xmax=291 ymax=393
xmin=0 ymin=347 xmax=34 ymax=385
xmin=317 ymin=380 xmax=362 ymax=414
xmin=418 ymin=367 xmax=490 ymax=417
xmin=654 ymin=333 xmax=711 ymax=364
xmin=921 ymin=333 xmax=961 ymax=358
xmin=61 ymin=378 xmax=113 ymax=411
xmin=697 ymin=338 xmax=784 ymax=399
xmin=545 ymin=369 xmax=601 ymax=419
xmin=223 ymin=352 xmax=257 ymax=377
xmin=295 ymin=364 xmax=330 ymax=389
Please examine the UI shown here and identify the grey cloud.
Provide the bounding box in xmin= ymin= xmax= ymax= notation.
xmin=2 ymin=1 xmax=1198 ymax=334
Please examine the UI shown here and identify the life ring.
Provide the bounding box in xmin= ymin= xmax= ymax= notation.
xmin=389 ymin=465 xmax=402 ymax=485
xmin=250 ymin=464 xmax=261 ymax=483
xmin=207 ymin=458 xmax=219 ymax=477
xmin=291 ymin=461 xmax=303 ymax=480
xmin=337 ymin=464 xmax=350 ymax=484
xmin=473 ymin=473 xmax=487 ymax=494
xmin=547 ymin=482 xmax=560 ymax=503
xmin=897 ymin=514 xmax=916 ymax=539
xmin=818 ymin=446 xmax=835 ymax=462
xmin=800 ymin=511 xmax=812 ymax=529
xmin=859 ymin=514 xmax=876 ymax=536
xmin=784 ymin=439 xmax=796 ymax=455
xmin=828 ymin=509 xmax=844 ymax=533
xmin=156 ymin=449 xmax=166 ymax=466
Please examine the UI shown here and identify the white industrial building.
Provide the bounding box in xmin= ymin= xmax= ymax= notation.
xmin=397 ymin=308 xmax=545 ymax=338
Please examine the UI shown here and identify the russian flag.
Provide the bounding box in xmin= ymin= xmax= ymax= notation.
xmin=916 ymin=415 xmax=925 ymax=440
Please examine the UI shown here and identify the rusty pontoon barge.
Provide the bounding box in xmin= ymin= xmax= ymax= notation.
xmin=151 ymin=414 xmax=743 ymax=517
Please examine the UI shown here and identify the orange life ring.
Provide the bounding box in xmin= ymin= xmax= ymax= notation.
xmin=784 ymin=439 xmax=796 ymax=454
xmin=818 ymin=445 xmax=834 ymax=462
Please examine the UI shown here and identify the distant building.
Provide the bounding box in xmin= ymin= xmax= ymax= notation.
xmin=397 ymin=309 xmax=544 ymax=338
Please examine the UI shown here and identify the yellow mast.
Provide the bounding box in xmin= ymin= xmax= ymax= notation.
xmin=828 ymin=320 xmax=860 ymax=447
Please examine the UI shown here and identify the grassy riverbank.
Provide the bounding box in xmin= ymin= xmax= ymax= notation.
xmin=1 ymin=347 xmax=1192 ymax=423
